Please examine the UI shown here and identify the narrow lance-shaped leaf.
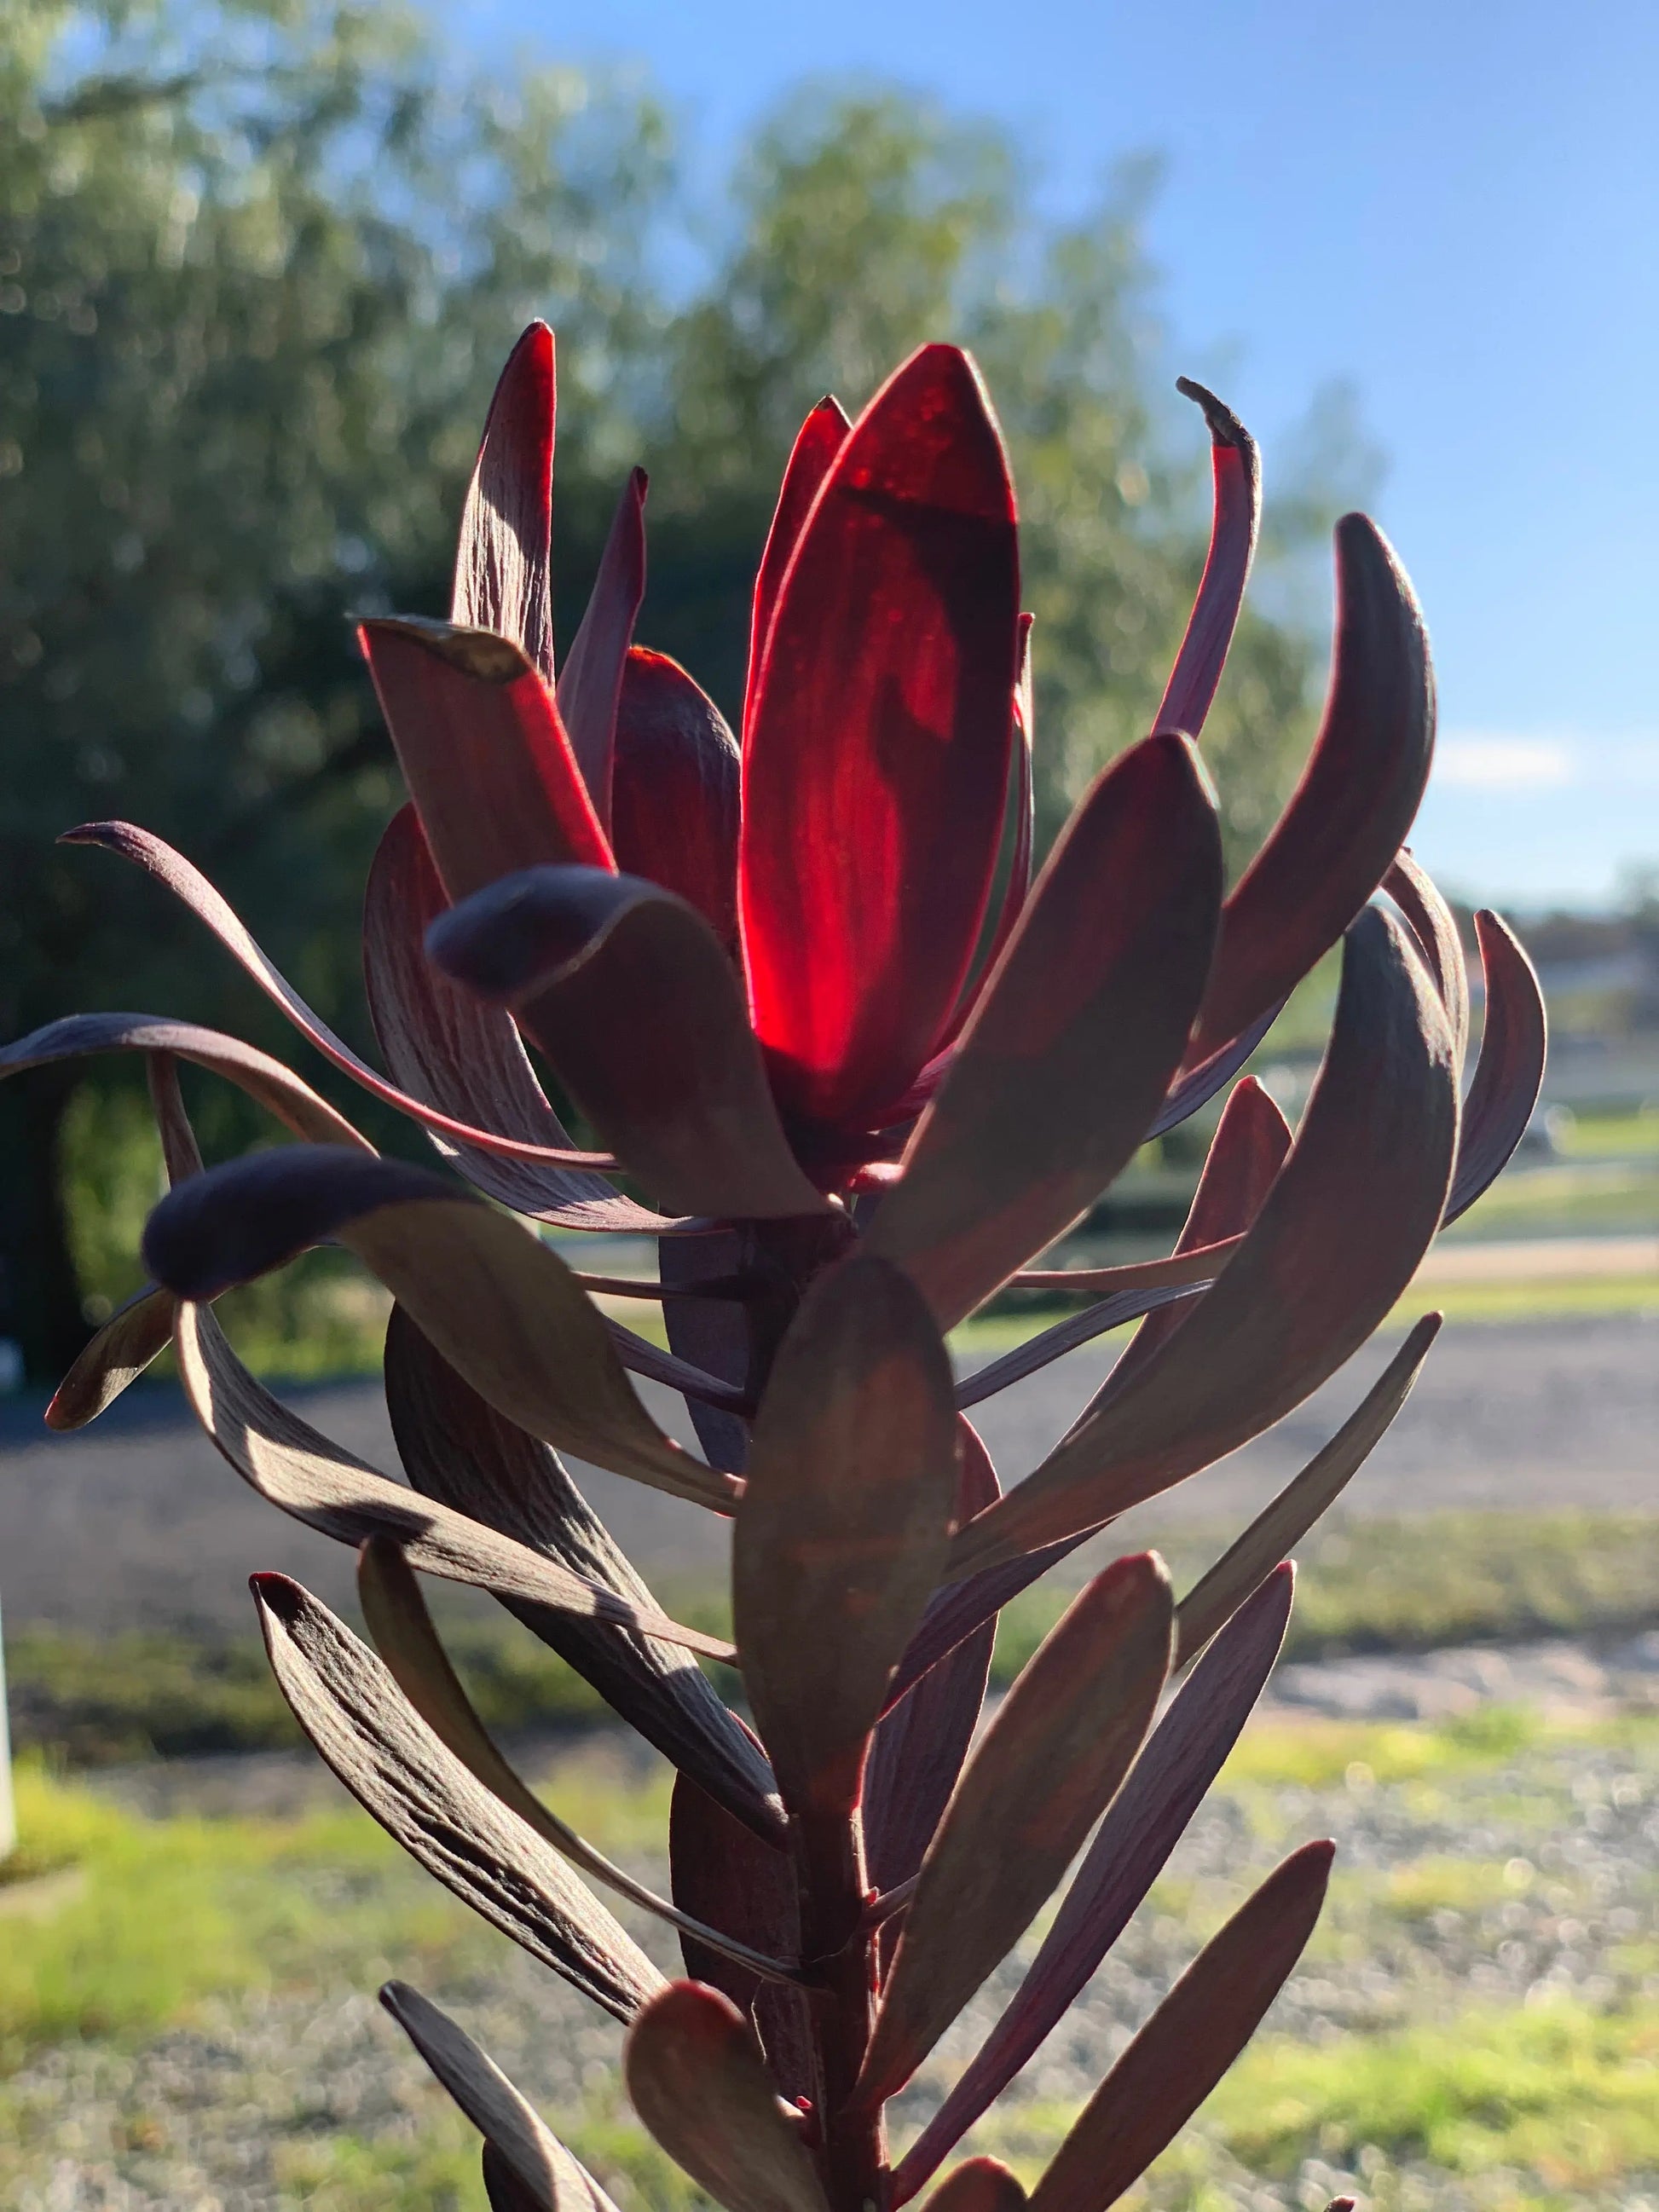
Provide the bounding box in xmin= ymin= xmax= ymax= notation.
xmin=0 ymin=1013 xmax=373 ymax=1152
xmin=361 ymin=618 xmax=613 ymax=903
xmin=142 ymin=1148 xmax=731 ymax=1508
xmin=1153 ymin=379 xmax=1261 ymax=736
xmin=557 ymin=467 xmax=647 ymax=828
xmin=657 ymin=1227 xmax=752 ymax=1475
xmin=858 ymin=1555 xmax=1174 ymax=2107
xmin=735 ymin=1255 xmax=959 ymax=1820
xmin=744 ymin=393 xmax=851 ymax=743
xmin=742 ymin=344 xmax=1021 ymax=1131
xmin=670 ymin=1766 xmax=814 ymax=2108
xmin=1174 ymin=1314 xmax=1442 ymax=1670
xmin=891 ymin=1569 xmax=1294 ymax=2202
xmin=863 ymin=1416 xmax=1002 ymax=1907
xmin=174 ymin=1301 xmax=731 ymax=1654
xmin=1443 ymin=909 xmax=1546 ymax=1224
xmin=865 ymin=732 xmax=1223 ymax=1331
xmin=1385 ymin=849 xmax=1470 ymax=1069
xmin=61 ymin=822 xmax=616 ymax=1170
xmin=623 ymin=1984 xmax=830 ymax=2212
xmin=253 ymin=1574 xmax=665 ymax=2021
xmin=384 ymin=1304 xmax=781 ymax=1841
xmin=452 ymin=321 xmax=557 ymax=684
xmin=953 ymin=1278 xmax=1209 ymax=1412
xmin=1186 ymin=514 xmax=1435 ymax=1065
xmin=356 ymin=1540 xmax=801 ymax=1982
xmin=1027 ymin=1842 xmax=1335 ymax=2212
xmin=951 ymin=906 xmax=1457 ymax=1577
xmin=380 ymin=1981 xmax=619 ymax=2212
xmin=429 ymin=867 xmax=830 ymax=1221
xmin=364 ymin=806 xmax=670 ymax=1231
xmin=611 ymin=648 xmax=742 ymax=950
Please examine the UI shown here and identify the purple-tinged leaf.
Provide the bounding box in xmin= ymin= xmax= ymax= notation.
xmin=1443 ymin=909 xmax=1546 ymax=1225
xmin=865 ymin=733 xmax=1222 ymax=1331
xmin=950 ymin=908 xmax=1457 ymax=1577
xmin=883 ymin=1533 xmax=1085 ymax=1719
xmin=1186 ymin=515 xmax=1434 ymax=1065
xmin=742 ymin=346 xmax=1020 ymax=1131
xmin=605 ymin=1319 xmax=751 ymax=1413
xmin=1174 ymin=1314 xmax=1440 ymax=1670
xmin=670 ymin=1770 xmax=813 ymax=2106
xmin=1096 ymin=1075 xmax=1291 ymax=1412
xmin=175 ymin=1301 xmax=731 ymax=1653
xmin=1146 ymin=997 xmax=1284 ymax=1141
xmin=430 ymin=868 xmax=831 ymax=1221
xmin=1153 ymin=380 xmax=1261 ymax=737
xmin=1010 ymin=1237 xmax=1241 ymax=1296
xmin=358 ymin=1539 xmax=798 ymax=1979
xmin=744 ymin=394 xmax=853 ymax=745
xmin=623 ymin=1983 xmax=830 ymax=2212
xmin=144 ymin=1150 xmax=732 ymax=1508
xmin=254 ymin=1574 xmax=663 ymax=2019
xmin=1385 ymin=849 xmax=1470 ymax=1069
xmin=735 ymin=1256 xmax=958 ymax=1821
xmin=557 ymin=469 xmax=647 ymax=828
xmin=1027 ymin=1842 xmax=1334 ymax=2212
xmin=922 ymin=2161 xmax=1026 ymax=2212
xmin=659 ymin=1227 xmax=752 ymax=1474
xmin=858 ymin=1555 xmax=1173 ymax=2106
xmin=361 ymin=620 xmax=613 ymax=902
xmin=452 ymin=322 xmax=557 ymax=684
xmin=384 ymin=1305 xmax=781 ymax=1842
xmin=612 ymin=648 xmax=742 ymax=951
xmin=380 ymin=1981 xmax=618 ymax=2212
xmin=61 ymin=822 xmax=617 ymax=1171
xmin=365 ymin=806 xmax=669 ymax=1230
xmin=891 ymin=1570 xmax=1293 ymax=2201
xmin=0 ymin=1013 xmax=372 ymax=1152
xmin=954 ymin=1279 xmax=1209 ymax=1412
xmin=863 ymin=1417 xmax=1001 ymax=1916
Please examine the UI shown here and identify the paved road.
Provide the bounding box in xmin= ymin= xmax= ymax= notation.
xmin=1 ymin=1313 xmax=1652 ymax=1634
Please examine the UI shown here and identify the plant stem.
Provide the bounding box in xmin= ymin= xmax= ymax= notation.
xmin=798 ymin=1808 xmax=886 ymax=2212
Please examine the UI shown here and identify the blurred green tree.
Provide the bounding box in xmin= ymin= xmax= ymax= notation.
xmin=0 ymin=8 xmax=1374 ymax=1381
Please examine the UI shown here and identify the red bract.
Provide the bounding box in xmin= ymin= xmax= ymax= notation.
xmin=11 ymin=323 xmax=1550 ymax=2212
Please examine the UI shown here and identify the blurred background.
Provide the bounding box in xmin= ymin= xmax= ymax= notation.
xmin=0 ymin=3 xmax=1654 ymax=2208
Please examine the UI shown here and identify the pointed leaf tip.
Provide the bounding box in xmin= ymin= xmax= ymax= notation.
xmin=453 ymin=321 xmax=558 ymax=683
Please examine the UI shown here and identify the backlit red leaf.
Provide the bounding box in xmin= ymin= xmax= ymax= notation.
xmin=742 ymin=344 xmax=1020 ymax=1130
xmin=557 ymin=469 xmax=648 ymax=827
xmin=612 ymin=648 xmax=742 ymax=950
xmin=452 ymin=321 xmax=557 ymax=683
xmin=1153 ymin=380 xmax=1261 ymax=737
xmin=744 ymin=394 xmax=852 ymax=743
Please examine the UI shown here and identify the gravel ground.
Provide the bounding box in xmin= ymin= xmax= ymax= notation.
xmin=2 ymin=1314 xmax=1655 ymax=1633
xmin=2 ymin=1707 xmax=1655 ymax=2211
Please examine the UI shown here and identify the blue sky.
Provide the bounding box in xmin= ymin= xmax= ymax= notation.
xmin=477 ymin=0 xmax=1656 ymax=911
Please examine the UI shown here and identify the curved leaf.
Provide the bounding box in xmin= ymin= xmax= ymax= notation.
xmin=745 ymin=394 xmax=851 ymax=742
xmin=1146 ymin=998 xmax=1284 ymax=1141
xmin=864 ymin=733 xmax=1222 ymax=1331
xmin=612 ymin=648 xmax=743 ymax=950
xmin=950 ymin=907 xmax=1457 ymax=1577
xmin=658 ymin=1227 xmax=753 ymax=1474
xmin=61 ymin=821 xmax=616 ymax=1170
xmin=1027 ymin=1842 xmax=1334 ymax=2212
xmin=742 ymin=344 xmax=1021 ymax=1130
xmin=953 ymin=1279 xmax=1209 ymax=1412
xmin=384 ymin=1304 xmax=780 ymax=1841
xmin=1153 ymin=380 xmax=1261 ymax=736
xmin=364 ymin=806 xmax=668 ymax=1230
xmin=623 ymin=1983 xmax=830 ymax=2212
xmin=858 ymin=1555 xmax=1173 ymax=2106
xmin=175 ymin=1300 xmax=731 ymax=1653
xmin=735 ymin=1255 xmax=958 ymax=1820
xmin=452 ymin=321 xmax=557 ymax=684
xmin=253 ymin=1574 xmax=662 ymax=2019
xmin=1187 ymin=515 xmax=1434 ymax=1064
xmin=361 ymin=617 xmax=612 ymax=901
xmin=358 ymin=1540 xmax=798 ymax=1978
xmin=430 ymin=867 xmax=830 ymax=1220
xmin=143 ymin=1149 xmax=731 ymax=1507
xmin=891 ymin=1569 xmax=1293 ymax=2200
xmin=1174 ymin=1313 xmax=1441 ymax=1669
xmin=1443 ymin=909 xmax=1546 ymax=1224
xmin=1385 ymin=849 xmax=1469 ymax=1069
xmin=557 ymin=468 xmax=647 ymax=827
xmin=0 ymin=1013 xmax=372 ymax=1151
xmin=380 ymin=1982 xmax=619 ymax=2212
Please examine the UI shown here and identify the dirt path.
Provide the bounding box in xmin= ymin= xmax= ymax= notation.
xmin=0 ymin=1313 xmax=1652 ymax=1634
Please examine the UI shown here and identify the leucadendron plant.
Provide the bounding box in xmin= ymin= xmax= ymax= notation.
xmin=6 ymin=326 xmax=1546 ymax=2212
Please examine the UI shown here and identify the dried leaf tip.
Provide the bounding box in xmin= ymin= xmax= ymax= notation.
xmin=1175 ymin=375 xmax=1259 ymax=462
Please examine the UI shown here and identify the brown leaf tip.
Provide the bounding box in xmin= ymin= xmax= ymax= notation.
xmin=1176 ymin=375 xmax=1257 ymax=462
